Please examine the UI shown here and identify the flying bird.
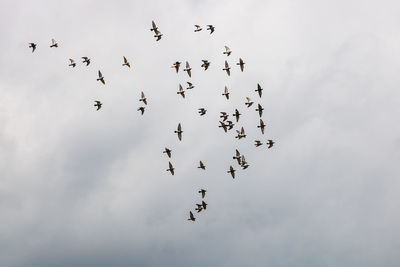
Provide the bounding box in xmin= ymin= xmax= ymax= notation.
xmin=245 ymin=97 xmax=254 ymax=107
xmin=50 ymin=38 xmax=58 ymax=48
xmin=177 ymin=84 xmax=185 ymax=98
xmin=226 ymin=120 xmax=234 ymax=130
xmin=202 ymin=200 xmax=207 ymax=210
xmin=137 ymin=106 xmax=145 ymax=115
xmin=201 ymin=60 xmax=210 ymax=70
xmin=254 ymin=140 xmax=263 ymax=147
xmin=174 ymin=123 xmax=183 ymax=141
xmin=258 ymin=119 xmax=266 ymax=134
xmin=167 ymin=161 xmax=175 ymax=175
xmin=198 ymin=108 xmax=207 ymax=116
xmin=223 ymin=46 xmax=232 ymax=56
xmin=235 ymin=127 xmax=246 ymax=139
xmin=97 ymin=70 xmax=105 ymax=84
xmin=223 ymin=60 xmax=231 ymax=76
xmin=194 ymin=25 xmax=202 ymax=32
xmin=207 ymin=24 xmax=215 ymax=34
xmin=198 ymin=160 xmax=206 ymax=170
xmin=68 ymin=59 xmax=76 ymax=67
xmin=188 ymin=211 xmax=196 ymax=221
xmin=150 ymin=20 xmax=159 ymax=32
xmin=220 ymin=112 xmax=228 ymax=121
xmin=266 ymin=139 xmax=275 ymax=148
xmin=219 ymin=121 xmax=228 ymax=133
xmin=171 ymin=61 xmax=181 ymax=73
xmin=222 ymin=86 xmax=229 ymax=100
xmin=195 ymin=204 xmax=203 ymax=213
xmin=122 ymin=56 xmax=130 ymax=68
xmin=186 ymin=82 xmax=194 ymax=90
xmin=237 ymin=58 xmax=245 ymax=72
xmin=94 ymin=101 xmax=102 ymax=111
xmin=255 ymin=83 xmax=263 ymax=98
xmin=198 ymin=189 xmax=206 ymax=198
xmin=163 ymin=147 xmax=172 ymax=158
xmin=139 ymin=91 xmax=147 ymax=105
xmin=241 ymin=155 xmax=249 ymax=169
xmin=227 ymin=165 xmax=236 ymax=178
xmin=154 ymin=30 xmax=163 ymax=41
xmin=183 ymin=61 xmax=192 ymax=77
xmin=256 ymin=103 xmax=264 ymax=117
xmin=232 ymin=109 xmax=241 ymax=122
xmin=233 ymin=149 xmax=241 ymax=165
xmin=28 ymin=43 xmax=36 ymax=52
xmin=82 ymin=57 xmax=91 ymax=66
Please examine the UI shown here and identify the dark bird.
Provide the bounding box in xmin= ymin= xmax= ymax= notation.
xmin=245 ymin=97 xmax=254 ymax=107
xmin=223 ymin=45 xmax=232 ymax=56
xmin=207 ymin=24 xmax=215 ymax=34
xmin=188 ymin=211 xmax=196 ymax=221
xmin=201 ymin=60 xmax=210 ymax=70
xmin=222 ymin=86 xmax=229 ymax=100
xmin=232 ymin=109 xmax=241 ymax=122
xmin=195 ymin=204 xmax=203 ymax=213
xmin=186 ymin=82 xmax=194 ymax=90
xmin=139 ymin=91 xmax=147 ymax=105
xmin=198 ymin=189 xmax=206 ymax=198
xmin=50 ymin=38 xmax=58 ymax=48
xmin=255 ymin=83 xmax=263 ymax=98
xmin=219 ymin=121 xmax=228 ymax=133
xmin=122 ymin=56 xmax=130 ymax=68
xmin=177 ymin=84 xmax=185 ymax=98
xmin=94 ymin=101 xmax=102 ymax=111
xmin=266 ymin=139 xmax=275 ymax=149
xmin=235 ymin=127 xmax=246 ymax=139
xmin=198 ymin=160 xmax=206 ymax=170
xmin=171 ymin=61 xmax=181 ymax=73
xmin=150 ymin=20 xmax=159 ymax=32
xmin=97 ymin=70 xmax=105 ymax=84
xmin=154 ymin=30 xmax=163 ymax=41
xmin=194 ymin=25 xmax=202 ymax=32
xmin=220 ymin=112 xmax=228 ymax=121
xmin=174 ymin=123 xmax=183 ymax=141
xmin=233 ymin=149 xmax=241 ymax=165
xmin=256 ymin=103 xmax=264 ymax=117
xmin=28 ymin=43 xmax=36 ymax=52
xmin=82 ymin=57 xmax=91 ymax=66
xmin=198 ymin=108 xmax=207 ymax=116
xmin=254 ymin=140 xmax=263 ymax=147
xmin=241 ymin=155 xmax=249 ymax=169
xmin=137 ymin=106 xmax=145 ymax=115
xmin=257 ymin=119 xmax=266 ymax=134
xmin=236 ymin=58 xmax=245 ymax=72
xmin=167 ymin=161 xmax=175 ymax=175
xmin=202 ymin=200 xmax=207 ymax=210
xmin=163 ymin=147 xmax=172 ymax=158
xmin=223 ymin=60 xmax=231 ymax=76
xmin=183 ymin=61 xmax=192 ymax=77
xmin=68 ymin=59 xmax=76 ymax=67
xmin=227 ymin=165 xmax=236 ymax=178
xmin=227 ymin=120 xmax=234 ymax=130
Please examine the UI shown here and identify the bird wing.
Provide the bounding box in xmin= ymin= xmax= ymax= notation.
xmin=225 ymin=60 xmax=229 ymax=68
xmin=52 ymin=38 xmax=56 ymax=44
xmin=225 ymin=86 xmax=228 ymax=94
xmin=152 ymin=20 xmax=157 ymax=29
xmin=69 ymin=59 xmax=74 ymax=63
xmin=179 ymin=84 xmax=183 ymax=92
xmin=178 ymin=123 xmax=181 ymax=131
xmin=236 ymin=149 xmax=240 ymax=157
xmin=202 ymin=191 xmax=205 ymax=198
xmin=98 ymin=70 xmax=102 ymax=77
xmin=225 ymin=46 xmax=230 ymax=52
xmin=186 ymin=61 xmax=190 ymax=68
xmin=258 ymin=104 xmax=263 ymax=117
xmin=187 ymin=82 xmax=192 ymax=86
xmin=241 ymin=127 xmax=245 ymax=134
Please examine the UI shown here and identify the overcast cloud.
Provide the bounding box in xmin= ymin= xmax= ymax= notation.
xmin=1 ymin=0 xmax=400 ymax=266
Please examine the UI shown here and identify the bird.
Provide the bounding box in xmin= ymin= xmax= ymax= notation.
xmin=266 ymin=139 xmax=275 ymax=148
xmin=28 ymin=43 xmax=36 ymax=52
xmin=122 ymin=56 xmax=130 ymax=68
xmin=195 ymin=204 xmax=203 ymax=213
xmin=207 ymin=25 xmax=215 ymax=34
xmin=171 ymin=61 xmax=181 ymax=73
xmin=188 ymin=211 xmax=196 ymax=221
xmin=50 ymin=38 xmax=58 ymax=48
xmin=167 ymin=161 xmax=175 ymax=175
xmin=220 ymin=112 xmax=228 ymax=121
xmin=255 ymin=83 xmax=263 ymax=98
xmin=139 ymin=91 xmax=147 ymax=105
xmin=198 ymin=189 xmax=206 ymax=198
xmin=68 ymin=59 xmax=76 ymax=67
xmin=163 ymin=147 xmax=172 ymax=158
xmin=223 ymin=60 xmax=231 ymax=76
xmin=186 ymin=82 xmax=194 ymax=90
xmin=154 ymin=30 xmax=163 ymax=41
xmin=97 ymin=70 xmax=105 ymax=84
xmin=258 ymin=119 xmax=265 ymax=134
xmin=94 ymin=101 xmax=102 ymax=111
xmin=198 ymin=160 xmax=206 ymax=170
xmin=183 ymin=61 xmax=192 ymax=77
xmin=245 ymin=97 xmax=254 ymax=107
xmin=241 ymin=155 xmax=249 ymax=169
xmin=232 ymin=109 xmax=241 ymax=122
xmin=177 ymin=84 xmax=185 ymax=98
xmin=194 ymin=25 xmax=202 ymax=32
xmin=219 ymin=121 xmax=228 ymax=133
xmin=222 ymin=86 xmax=229 ymax=100
xmin=227 ymin=165 xmax=236 ymax=178
xmin=82 ymin=57 xmax=91 ymax=66
xmin=174 ymin=123 xmax=183 ymax=141
xmin=227 ymin=120 xmax=235 ymax=130
xmin=235 ymin=127 xmax=246 ymax=139
xmin=223 ymin=46 xmax=232 ymax=56
xmin=256 ymin=103 xmax=264 ymax=117
xmin=233 ymin=149 xmax=241 ymax=165
xmin=202 ymin=200 xmax=208 ymax=210
xmin=198 ymin=108 xmax=207 ymax=116
xmin=201 ymin=60 xmax=210 ymax=70
xmin=254 ymin=140 xmax=263 ymax=147
xmin=237 ymin=58 xmax=245 ymax=72
xmin=137 ymin=106 xmax=145 ymax=115
xmin=150 ymin=20 xmax=159 ymax=32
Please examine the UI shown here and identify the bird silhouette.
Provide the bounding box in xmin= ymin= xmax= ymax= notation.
xmin=223 ymin=60 xmax=231 ymax=76
xmin=232 ymin=109 xmax=241 ymax=122
xmin=139 ymin=92 xmax=147 ymax=105
xmin=223 ymin=46 xmax=232 ymax=56
xmin=174 ymin=123 xmax=183 ymax=141
xmin=50 ymin=38 xmax=58 ymax=48
xmin=183 ymin=61 xmax=192 ymax=77
xmin=233 ymin=149 xmax=241 ymax=165
xmin=266 ymin=139 xmax=275 ymax=148
xmin=245 ymin=97 xmax=254 ymax=107
xmin=186 ymin=82 xmax=194 ymax=90
xmin=198 ymin=160 xmax=206 ymax=170
xmin=177 ymin=84 xmax=185 ymax=98
xmin=167 ymin=161 xmax=175 ymax=175
xmin=163 ymin=147 xmax=172 ymax=158
xmin=255 ymin=83 xmax=263 ymax=98
xmin=219 ymin=121 xmax=228 ymax=133
xmin=137 ymin=106 xmax=145 ymax=115
xmin=94 ymin=101 xmax=102 ymax=111
xmin=195 ymin=204 xmax=203 ymax=213
xmin=256 ymin=103 xmax=264 ymax=117
xmin=237 ymin=58 xmax=245 ymax=72
xmin=28 ymin=43 xmax=36 ymax=52
xmin=258 ymin=119 xmax=265 ymax=134
xmin=201 ymin=60 xmax=210 ymax=70
xmin=194 ymin=25 xmax=202 ymax=32
xmin=228 ymin=166 xmax=236 ymax=178
xmin=207 ymin=25 xmax=215 ymax=34
xmin=220 ymin=112 xmax=228 ymax=121
xmin=235 ymin=127 xmax=246 ymax=139
xmin=202 ymin=200 xmax=207 ymax=210
xmin=254 ymin=140 xmax=263 ymax=147
xmin=198 ymin=108 xmax=207 ymax=116
xmin=222 ymin=86 xmax=230 ymax=100
xmin=97 ymin=70 xmax=105 ymax=84
xmin=82 ymin=57 xmax=91 ymax=66
xmin=188 ymin=211 xmax=196 ymax=221
xmin=198 ymin=189 xmax=206 ymax=198
xmin=68 ymin=59 xmax=76 ymax=67
xmin=171 ymin=61 xmax=181 ymax=73
xmin=122 ymin=56 xmax=130 ymax=68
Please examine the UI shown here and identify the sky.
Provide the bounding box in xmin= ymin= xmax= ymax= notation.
xmin=1 ymin=0 xmax=400 ymax=266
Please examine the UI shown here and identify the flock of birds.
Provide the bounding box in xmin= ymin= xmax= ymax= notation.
xmin=28 ymin=21 xmax=275 ymax=222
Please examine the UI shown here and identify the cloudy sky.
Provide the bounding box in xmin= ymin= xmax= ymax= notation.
xmin=1 ymin=0 xmax=400 ymax=266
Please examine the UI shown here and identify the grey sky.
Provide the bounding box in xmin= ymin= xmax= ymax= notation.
xmin=1 ymin=0 xmax=400 ymax=266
